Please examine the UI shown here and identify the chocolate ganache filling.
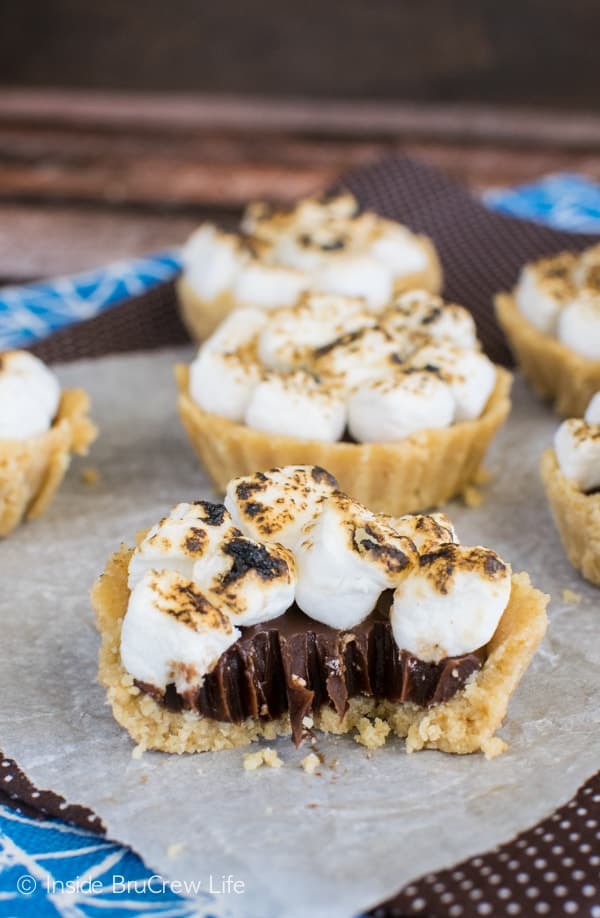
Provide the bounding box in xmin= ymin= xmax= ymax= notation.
xmin=137 ymin=591 xmax=484 ymax=745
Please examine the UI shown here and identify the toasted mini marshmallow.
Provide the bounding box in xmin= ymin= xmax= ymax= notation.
xmin=311 ymin=326 xmax=399 ymax=395
xmin=514 ymin=253 xmax=576 ymax=334
xmin=128 ymin=501 xmax=236 ymax=589
xmin=575 ymin=243 xmax=600 ymax=291
xmin=409 ymin=343 xmax=496 ymax=422
xmin=121 ymin=569 xmax=239 ymax=694
xmin=369 ymin=222 xmax=428 ymax=278
xmin=391 ymin=544 xmax=511 ymax=662
xmin=381 ymin=291 xmax=478 ymax=351
xmin=347 ymin=369 xmax=455 ymax=443
xmin=314 ymin=253 xmax=394 ymax=310
xmin=181 ymin=224 xmax=243 ymax=300
xmin=557 ymin=292 xmax=600 ymax=360
xmin=245 ymin=370 xmax=347 ymax=442
xmin=257 ymin=294 xmax=372 ymax=371
xmin=202 ymin=307 xmax=267 ymax=354
xmin=224 ymin=465 xmax=338 ymax=549
xmin=192 ymin=532 xmax=296 ymax=626
xmin=389 ymin=512 xmax=458 ymax=554
xmin=233 ymin=261 xmax=308 ymax=310
xmin=584 ymin=391 xmax=600 ymax=425
xmin=189 ymin=346 xmax=261 ymax=422
xmin=554 ymin=418 xmax=600 ymax=492
xmin=294 ymin=493 xmax=417 ymax=629
xmin=0 ymin=350 xmax=61 ymax=440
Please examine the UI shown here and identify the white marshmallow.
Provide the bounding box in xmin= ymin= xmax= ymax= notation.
xmin=225 ymin=465 xmax=338 ymax=549
xmin=233 ymin=261 xmax=307 ymax=310
xmin=388 ymin=512 xmax=458 ymax=554
xmin=314 ymin=254 xmax=393 ymax=310
xmin=311 ymin=326 xmax=399 ymax=395
xmin=409 ymin=343 xmax=496 ymax=422
xmin=189 ymin=347 xmax=261 ymax=422
xmin=245 ymin=370 xmax=347 ymax=442
xmin=181 ymin=224 xmax=243 ymax=300
xmin=382 ymin=291 xmax=478 ymax=350
xmin=121 ymin=569 xmax=239 ymax=694
xmin=557 ymin=293 xmax=600 ymax=360
xmin=514 ymin=256 xmax=575 ymax=334
xmin=391 ymin=544 xmax=512 ymax=662
xmin=584 ymin=391 xmax=600 ymax=425
xmin=369 ymin=223 xmax=428 ymax=277
xmin=0 ymin=350 xmax=61 ymax=440
xmin=554 ymin=418 xmax=600 ymax=492
xmin=128 ymin=501 xmax=236 ymax=589
xmin=192 ymin=532 xmax=296 ymax=626
xmin=257 ymin=295 xmax=372 ymax=371
xmin=202 ymin=307 xmax=267 ymax=354
xmin=294 ymin=493 xmax=417 ymax=629
xmin=347 ymin=369 xmax=454 ymax=443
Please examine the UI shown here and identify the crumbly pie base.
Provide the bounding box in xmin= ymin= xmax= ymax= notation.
xmin=176 ymin=235 xmax=442 ymax=342
xmin=175 ymin=364 xmax=512 ymax=517
xmin=495 ymin=292 xmax=600 ymax=418
xmin=0 ymin=389 xmax=97 ymax=537
xmin=92 ymin=544 xmax=548 ymax=757
xmin=540 ymin=448 xmax=600 ymax=586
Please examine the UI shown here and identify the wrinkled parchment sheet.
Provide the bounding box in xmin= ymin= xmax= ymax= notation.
xmin=1 ymin=348 xmax=599 ymax=918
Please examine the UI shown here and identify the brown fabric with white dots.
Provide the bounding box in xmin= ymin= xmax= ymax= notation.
xmin=367 ymin=773 xmax=600 ymax=917
xmin=8 ymin=154 xmax=600 ymax=909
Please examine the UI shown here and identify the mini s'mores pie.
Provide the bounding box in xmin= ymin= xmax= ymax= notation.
xmin=177 ymin=193 xmax=441 ymax=340
xmin=541 ymin=393 xmax=600 ymax=584
xmin=92 ymin=465 xmax=548 ymax=756
xmin=0 ymin=350 xmax=96 ymax=536
xmin=177 ymin=290 xmax=512 ymax=516
xmin=495 ymin=246 xmax=600 ymax=416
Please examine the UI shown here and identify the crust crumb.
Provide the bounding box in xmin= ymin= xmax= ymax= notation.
xmin=243 ymin=747 xmax=284 ymax=770
xmin=481 ymin=736 xmax=507 ymax=759
xmin=131 ymin=743 xmax=145 ymax=760
xmin=562 ymin=588 xmax=582 ymax=604
xmin=167 ymin=842 xmax=186 ymax=858
xmin=81 ymin=465 xmax=100 ymax=485
xmin=300 ymin=752 xmax=320 ymax=774
xmin=354 ymin=716 xmax=391 ymax=749
xmin=462 ymin=485 xmax=483 ymax=508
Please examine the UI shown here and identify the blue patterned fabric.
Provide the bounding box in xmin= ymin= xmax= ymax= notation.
xmin=2 ymin=171 xmax=600 ymax=915
xmin=483 ymin=172 xmax=600 ymax=233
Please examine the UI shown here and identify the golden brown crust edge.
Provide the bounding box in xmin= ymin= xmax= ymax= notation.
xmin=92 ymin=545 xmax=548 ymax=758
xmin=176 ymin=236 xmax=442 ymax=343
xmin=495 ymin=292 xmax=600 ymax=418
xmin=0 ymin=389 xmax=97 ymax=537
xmin=175 ymin=364 xmax=512 ymax=516
xmin=540 ymin=448 xmax=600 ymax=586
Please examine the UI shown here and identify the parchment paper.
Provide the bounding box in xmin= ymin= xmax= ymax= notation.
xmin=1 ymin=348 xmax=599 ymax=918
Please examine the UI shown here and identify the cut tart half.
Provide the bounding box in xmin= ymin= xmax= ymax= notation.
xmin=92 ymin=466 xmax=548 ymax=758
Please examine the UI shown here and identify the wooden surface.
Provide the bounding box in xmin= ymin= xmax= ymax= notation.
xmin=2 ymin=91 xmax=600 ymax=285
xmin=2 ymin=1 xmax=600 ymax=110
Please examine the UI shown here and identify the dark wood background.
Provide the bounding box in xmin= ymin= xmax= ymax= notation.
xmin=1 ymin=1 xmax=600 ymax=286
xmin=2 ymin=0 xmax=599 ymax=109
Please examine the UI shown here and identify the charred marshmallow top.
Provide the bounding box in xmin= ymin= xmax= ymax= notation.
xmin=182 ymin=193 xmax=431 ymax=311
xmin=514 ymin=247 xmax=600 ymax=359
xmin=0 ymin=350 xmax=61 ymax=440
xmin=189 ymin=289 xmax=496 ymax=442
xmin=554 ymin=392 xmax=600 ymax=492
xmin=120 ymin=466 xmax=512 ymax=697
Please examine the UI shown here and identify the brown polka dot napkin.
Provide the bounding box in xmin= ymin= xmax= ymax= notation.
xmin=367 ymin=771 xmax=600 ymax=917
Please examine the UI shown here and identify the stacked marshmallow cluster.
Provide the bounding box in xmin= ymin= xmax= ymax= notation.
xmin=554 ymin=392 xmax=600 ymax=492
xmin=0 ymin=350 xmax=61 ymax=440
xmin=121 ymin=466 xmax=512 ymax=697
xmin=181 ymin=193 xmax=431 ymax=312
xmin=189 ymin=289 xmax=496 ymax=443
xmin=515 ymin=245 xmax=600 ymax=359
